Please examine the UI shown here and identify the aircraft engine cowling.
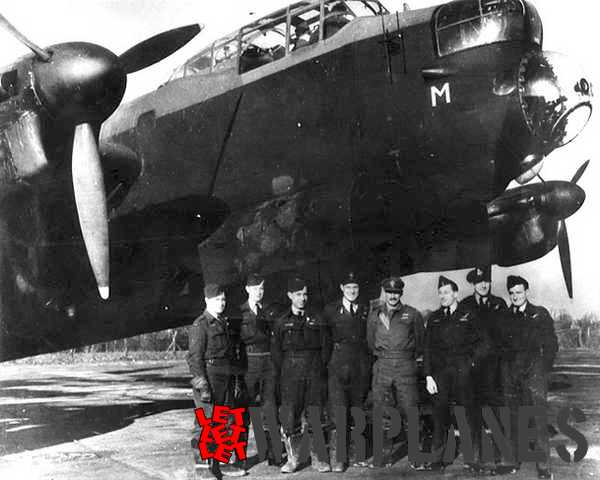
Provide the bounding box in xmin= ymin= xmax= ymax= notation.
xmin=487 ymin=178 xmax=586 ymax=297
xmin=492 ymin=212 xmax=558 ymax=266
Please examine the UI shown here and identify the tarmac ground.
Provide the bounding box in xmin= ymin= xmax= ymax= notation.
xmin=0 ymin=350 xmax=599 ymax=479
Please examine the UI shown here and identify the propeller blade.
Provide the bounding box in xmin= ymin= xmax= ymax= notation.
xmin=72 ymin=123 xmax=110 ymax=300
xmin=119 ymin=24 xmax=202 ymax=74
xmin=571 ymin=159 xmax=590 ymax=184
xmin=557 ymin=220 xmax=573 ymax=299
xmin=0 ymin=13 xmax=51 ymax=61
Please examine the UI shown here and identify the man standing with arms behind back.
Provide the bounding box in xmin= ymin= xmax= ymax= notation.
xmin=271 ymin=276 xmax=331 ymax=474
xmin=323 ymin=271 xmax=370 ymax=472
xmin=239 ymin=273 xmax=280 ymax=465
xmin=498 ymin=275 xmax=558 ymax=479
xmin=461 ymin=266 xmax=506 ymax=474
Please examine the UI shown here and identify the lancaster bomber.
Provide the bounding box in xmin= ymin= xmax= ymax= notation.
xmin=0 ymin=0 xmax=593 ymax=360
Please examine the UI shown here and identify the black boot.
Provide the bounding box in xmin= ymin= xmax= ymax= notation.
xmin=220 ymin=450 xmax=247 ymax=477
xmin=266 ymin=430 xmax=284 ymax=466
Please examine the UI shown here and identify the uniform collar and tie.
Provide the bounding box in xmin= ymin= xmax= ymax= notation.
xmin=384 ymin=302 xmax=403 ymax=315
xmin=248 ymin=300 xmax=262 ymax=316
xmin=342 ymin=297 xmax=358 ymax=315
xmin=206 ymin=310 xmax=226 ymax=324
xmin=475 ymin=293 xmax=489 ymax=307
xmin=511 ymin=302 xmax=528 ymax=315
xmin=291 ymin=306 xmax=305 ymax=317
xmin=443 ymin=302 xmax=458 ymax=317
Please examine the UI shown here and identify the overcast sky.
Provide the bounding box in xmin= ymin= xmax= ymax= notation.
xmin=0 ymin=1 xmax=598 ymax=315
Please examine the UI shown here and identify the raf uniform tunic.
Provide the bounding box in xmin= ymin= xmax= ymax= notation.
xmin=460 ymin=294 xmax=506 ymax=406
xmin=498 ymin=302 xmax=558 ymax=469
xmin=186 ymin=309 xmax=243 ymax=462
xmin=323 ymin=300 xmax=370 ymax=419
xmin=367 ymin=303 xmax=423 ymax=419
xmin=239 ymin=301 xmax=276 ymax=409
xmin=271 ymin=309 xmax=328 ymax=436
xmin=424 ymin=304 xmax=487 ymax=462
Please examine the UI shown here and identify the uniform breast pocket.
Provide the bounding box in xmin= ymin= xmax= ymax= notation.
xmin=208 ymin=330 xmax=228 ymax=353
xmin=241 ymin=321 xmax=257 ymax=340
xmin=303 ymin=324 xmax=321 ymax=347
xmin=282 ymin=327 xmax=303 ymax=348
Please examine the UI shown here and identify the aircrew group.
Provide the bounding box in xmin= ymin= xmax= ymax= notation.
xmin=187 ymin=267 xmax=558 ymax=479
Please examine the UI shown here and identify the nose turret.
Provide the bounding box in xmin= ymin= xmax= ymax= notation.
xmin=518 ymin=50 xmax=592 ymax=150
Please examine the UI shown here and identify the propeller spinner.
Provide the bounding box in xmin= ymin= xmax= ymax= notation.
xmin=0 ymin=16 xmax=202 ymax=299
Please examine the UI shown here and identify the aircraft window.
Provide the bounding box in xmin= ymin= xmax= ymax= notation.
xmin=167 ymin=64 xmax=186 ymax=82
xmin=213 ymin=39 xmax=239 ymax=71
xmin=290 ymin=7 xmax=321 ymax=50
xmin=435 ymin=0 xmax=526 ymax=56
xmin=184 ymin=51 xmax=212 ymax=76
xmin=525 ymin=1 xmax=542 ymax=46
xmin=322 ymin=1 xmax=356 ymax=39
xmin=345 ymin=1 xmax=387 ymax=17
xmin=0 ymin=70 xmax=17 ymax=102
xmin=240 ymin=21 xmax=287 ymax=74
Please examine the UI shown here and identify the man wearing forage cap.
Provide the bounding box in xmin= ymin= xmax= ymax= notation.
xmin=271 ymin=275 xmax=330 ymax=473
xmin=461 ymin=266 xmax=507 ymax=474
xmin=366 ymin=275 xmax=424 ymax=468
xmin=322 ymin=271 xmax=370 ymax=471
xmin=424 ymin=275 xmax=487 ymax=472
xmin=496 ymin=275 xmax=557 ymax=479
xmin=238 ymin=273 xmax=280 ymax=466
xmin=187 ymin=283 xmax=246 ymax=478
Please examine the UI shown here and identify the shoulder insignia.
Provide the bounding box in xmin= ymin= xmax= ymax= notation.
xmin=532 ymin=313 xmax=539 ymax=318
xmin=459 ymin=314 xmax=470 ymax=322
xmin=284 ymin=322 xmax=294 ymax=327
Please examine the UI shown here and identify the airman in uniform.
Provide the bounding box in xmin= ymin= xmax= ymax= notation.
xmin=424 ymin=276 xmax=487 ymax=472
xmin=497 ymin=275 xmax=558 ymax=479
xmin=367 ymin=276 xmax=423 ymax=468
xmin=238 ymin=273 xmax=279 ymax=465
xmin=461 ymin=266 xmax=507 ymax=473
xmin=322 ymin=271 xmax=370 ymax=472
xmin=187 ymin=284 xmax=246 ymax=478
xmin=271 ymin=276 xmax=330 ymax=473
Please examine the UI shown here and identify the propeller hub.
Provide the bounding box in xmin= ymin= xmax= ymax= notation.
xmin=538 ymin=181 xmax=586 ymax=219
xmin=488 ymin=181 xmax=585 ymax=226
xmin=32 ymin=42 xmax=126 ymax=125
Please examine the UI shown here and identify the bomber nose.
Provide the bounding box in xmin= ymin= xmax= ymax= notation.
xmin=518 ymin=50 xmax=593 ymax=150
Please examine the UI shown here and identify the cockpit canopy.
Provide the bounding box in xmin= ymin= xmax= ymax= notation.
xmin=168 ymin=0 xmax=386 ymax=81
xmin=434 ymin=0 xmax=541 ymax=56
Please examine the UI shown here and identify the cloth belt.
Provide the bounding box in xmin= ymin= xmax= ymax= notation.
xmin=247 ymin=351 xmax=271 ymax=357
xmin=283 ymin=349 xmax=320 ymax=357
xmin=333 ymin=341 xmax=367 ymax=350
xmin=375 ymin=350 xmax=414 ymax=360
xmin=205 ymin=358 xmax=233 ymax=366
xmin=245 ymin=344 xmax=270 ymax=354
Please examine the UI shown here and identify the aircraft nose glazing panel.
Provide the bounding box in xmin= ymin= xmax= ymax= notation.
xmin=518 ymin=50 xmax=593 ymax=149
